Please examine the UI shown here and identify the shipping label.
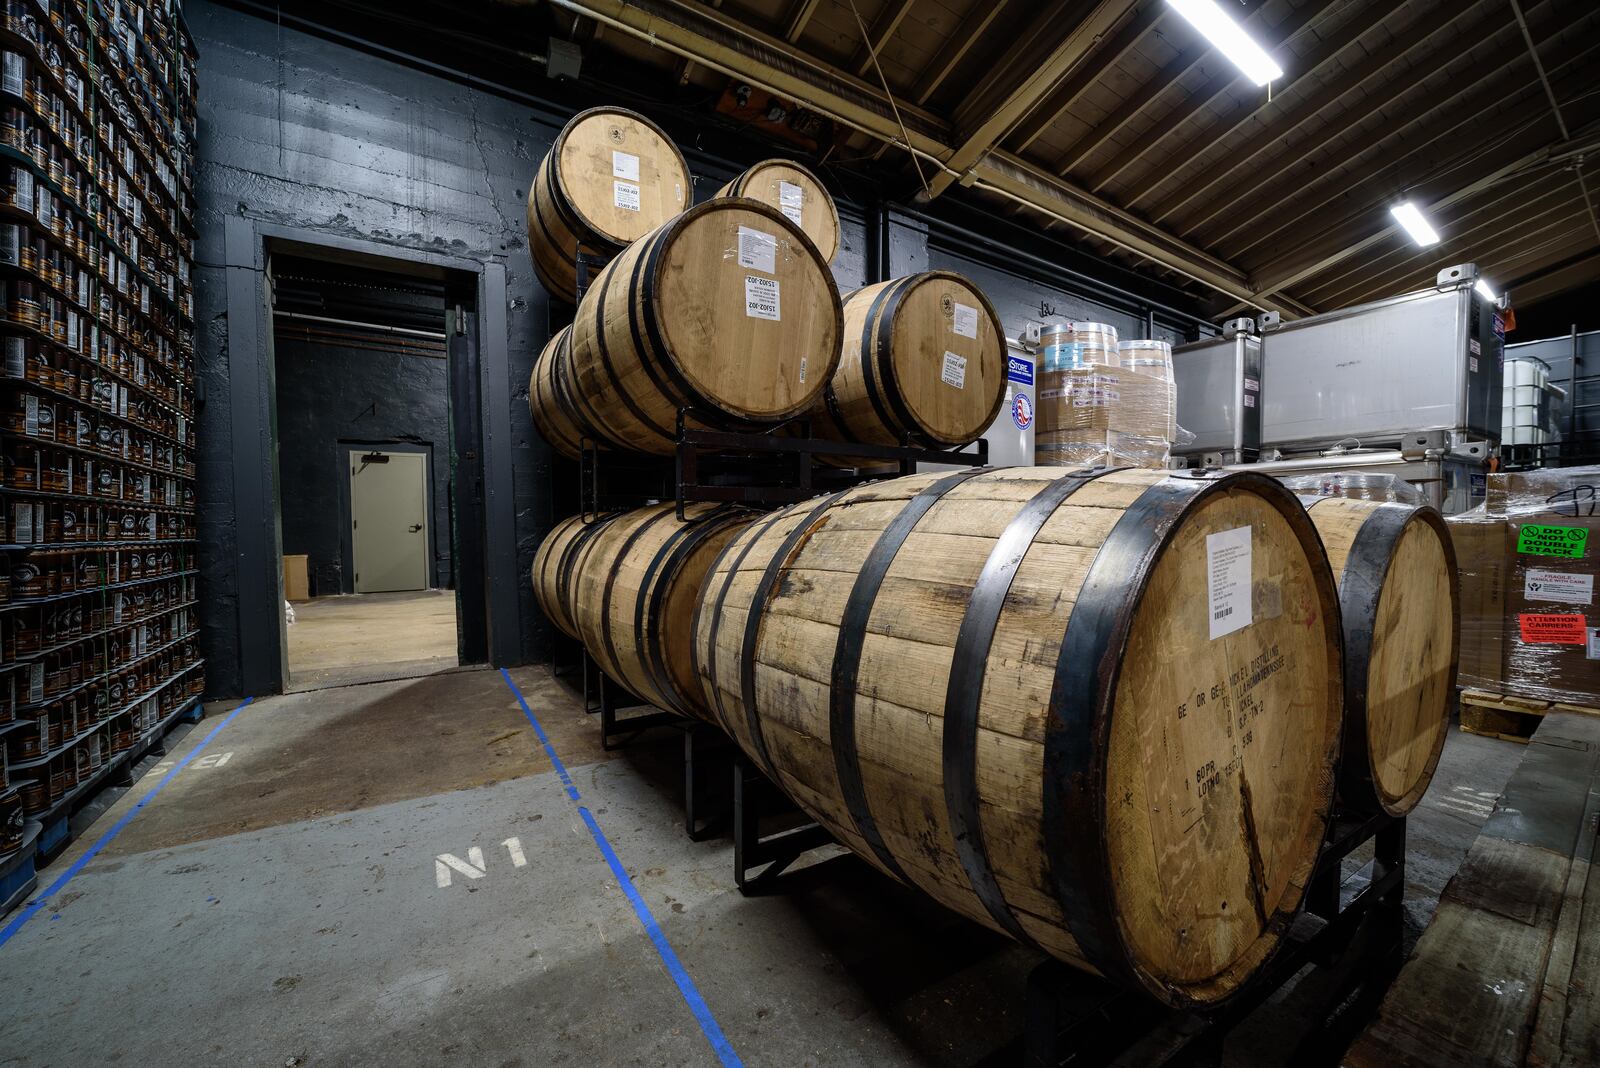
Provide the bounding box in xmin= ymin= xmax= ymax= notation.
xmin=1518 ymin=612 xmax=1587 ymax=644
xmin=611 ymin=151 xmax=640 ymax=182
xmin=952 ymin=302 xmax=979 ymax=339
xmin=1517 ymin=524 xmax=1589 ymax=558
xmin=777 ymin=181 xmax=804 ymax=226
xmin=1523 ymin=568 xmax=1594 ymax=605
xmin=736 ymin=227 xmax=777 ymax=273
xmin=1588 ymin=627 xmax=1600 ymax=660
xmin=744 ymin=275 xmax=780 ymax=321
xmin=1207 ymin=526 xmax=1253 ymax=640
xmin=941 ymin=351 xmax=967 ymax=389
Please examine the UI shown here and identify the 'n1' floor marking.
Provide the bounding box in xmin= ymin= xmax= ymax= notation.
xmin=498 ymin=669 xmax=742 ymax=1068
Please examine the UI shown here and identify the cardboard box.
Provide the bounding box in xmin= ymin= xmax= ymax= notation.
xmin=283 ymin=554 xmax=311 ymax=602
xmin=1448 ymin=514 xmax=1508 ymax=691
xmin=1036 ymin=365 xmax=1175 ymax=440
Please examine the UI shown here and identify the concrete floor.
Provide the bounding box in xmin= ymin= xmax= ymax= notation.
xmin=0 ymin=669 xmax=1525 ymax=1067
xmin=286 ymin=589 xmax=459 ymax=691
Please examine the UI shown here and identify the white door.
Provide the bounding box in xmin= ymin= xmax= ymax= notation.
xmin=350 ymin=450 xmax=430 ymax=593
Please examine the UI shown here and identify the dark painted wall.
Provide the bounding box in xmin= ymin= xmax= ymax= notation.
xmin=273 ymin=337 xmax=451 ymax=591
xmin=190 ymin=0 xmax=1210 ymax=696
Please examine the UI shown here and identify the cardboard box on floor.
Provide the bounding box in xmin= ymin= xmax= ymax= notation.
xmin=1452 ymin=466 xmax=1600 ymax=707
xmin=283 ymin=554 xmax=311 ymax=602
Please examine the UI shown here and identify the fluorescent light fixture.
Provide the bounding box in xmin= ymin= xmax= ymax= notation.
xmin=1389 ymin=201 xmax=1441 ymax=248
xmin=1475 ymin=278 xmax=1497 ymax=302
xmin=1166 ymin=0 xmax=1284 ymax=86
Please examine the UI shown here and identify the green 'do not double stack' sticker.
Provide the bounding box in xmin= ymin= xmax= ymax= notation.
xmin=1517 ymin=524 xmax=1590 ymax=558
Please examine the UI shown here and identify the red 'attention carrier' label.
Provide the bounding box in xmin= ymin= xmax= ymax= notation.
xmin=1518 ymin=612 xmax=1588 ymax=644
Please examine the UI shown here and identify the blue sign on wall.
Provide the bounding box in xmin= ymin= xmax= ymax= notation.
xmin=1007 ymin=356 xmax=1034 ymax=385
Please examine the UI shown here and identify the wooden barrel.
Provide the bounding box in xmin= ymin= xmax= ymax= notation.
xmin=1303 ymin=496 xmax=1458 ymax=817
xmin=574 ymin=503 xmax=752 ymax=719
xmin=531 ymin=513 xmax=615 ymax=640
xmin=811 ymin=272 xmax=1006 ymax=452
xmin=529 ymin=326 xmax=597 ymax=459
xmin=714 ymin=160 xmax=840 ymax=263
xmin=568 ymin=198 xmax=843 ymax=455
xmin=527 ymin=107 xmax=691 ymax=305
xmin=695 ymin=467 xmax=1344 ymax=1006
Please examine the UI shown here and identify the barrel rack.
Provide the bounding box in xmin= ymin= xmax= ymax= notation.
xmin=544 ymin=248 xmax=986 ymax=876
xmin=1021 ymin=809 xmax=1407 ymax=1067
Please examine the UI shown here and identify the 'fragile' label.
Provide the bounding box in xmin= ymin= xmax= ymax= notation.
xmin=1524 ymin=568 xmax=1594 ymax=605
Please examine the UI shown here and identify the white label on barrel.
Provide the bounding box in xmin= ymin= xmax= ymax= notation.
xmin=737 ymin=227 xmax=777 ymax=273
xmin=1525 ymin=568 xmax=1593 ymax=605
xmin=744 ymin=275 xmax=781 ymax=320
xmin=613 ymin=180 xmax=640 ymax=211
xmin=778 ymin=181 xmax=804 ymax=226
xmin=611 ymin=150 xmax=640 ymax=182
xmin=953 ymin=302 xmax=978 ymax=339
xmin=798 ymin=356 xmax=807 ymax=383
xmin=941 ymin=351 xmax=967 ymax=389
xmin=1206 ymin=526 xmax=1253 ymax=640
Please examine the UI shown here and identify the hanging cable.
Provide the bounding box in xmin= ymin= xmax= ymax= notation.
xmin=843 ymin=0 xmax=931 ymax=199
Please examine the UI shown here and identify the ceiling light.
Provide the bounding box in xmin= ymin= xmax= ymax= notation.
xmin=1166 ymin=0 xmax=1284 ymax=86
xmin=1389 ymin=201 xmax=1441 ymax=248
xmin=1475 ymin=278 xmax=1497 ymax=302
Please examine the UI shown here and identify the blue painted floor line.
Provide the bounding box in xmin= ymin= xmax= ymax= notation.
xmin=499 ymin=668 xmax=743 ymax=1067
xmin=0 ymin=696 xmax=255 ymax=949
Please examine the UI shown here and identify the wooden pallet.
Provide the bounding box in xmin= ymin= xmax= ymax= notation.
xmin=1459 ymin=688 xmax=1600 ymax=743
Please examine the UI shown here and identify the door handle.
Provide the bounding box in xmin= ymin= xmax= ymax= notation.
xmin=409 ymin=523 xmax=423 ymax=533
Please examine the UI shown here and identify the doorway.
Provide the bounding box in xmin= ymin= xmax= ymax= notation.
xmin=269 ymin=250 xmax=469 ymax=691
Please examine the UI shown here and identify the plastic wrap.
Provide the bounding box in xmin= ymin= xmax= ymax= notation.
xmin=1278 ymin=472 xmax=1426 ymax=504
xmin=1036 ymin=347 xmax=1176 ymax=469
xmin=1449 ymin=465 xmax=1600 ymax=706
xmin=1040 ymin=321 xmax=1118 ymax=370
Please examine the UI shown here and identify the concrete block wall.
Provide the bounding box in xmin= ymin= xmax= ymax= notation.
xmin=189 ymin=0 xmax=1209 ymax=696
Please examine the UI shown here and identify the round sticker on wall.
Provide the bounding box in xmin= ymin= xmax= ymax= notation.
xmin=1012 ymin=392 xmax=1033 ymax=430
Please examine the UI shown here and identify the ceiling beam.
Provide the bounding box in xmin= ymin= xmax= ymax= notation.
xmin=911 ymin=0 xmax=1013 ymax=105
xmin=923 ymin=0 xmax=1139 ymax=198
xmin=783 ymin=0 xmax=822 ymax=42
xmin=851 ymin=0 xmax=918 ymax=77
xmin=1207 ymin=13 xmax=1598 ymax=260
xmin=1203 ymin=4 xmax=1574 ymax=255
xmin=541 ymin=0 xmax=1309 ymax=315
xmin=1051 ymin=0 xmax=1266 ymax=178
xmin=1150 ymin=0 xmax=1512 ymax=233
xmin=1318 ymin=195 xmax=1592 ymax=309
xmin=1505 ymin=246 xmax=1600 ymax=307
xmin=1117 ymin=0 xmax=1447 ymax=212
xmin=1299 ymin=167 xmax=1581 ymax=306
xmin=1007 ymin=0 xmax=1168 ymax=154
xmin=1247 ymin=121 xmax=1600 ymax=300
xmin=1511 ymin=0 xmax=1600 ymax=244
xmin=1086 ymin=0 xmax=1337 ymax=196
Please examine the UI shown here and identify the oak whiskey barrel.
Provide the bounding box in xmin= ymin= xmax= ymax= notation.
xmin=1303 ymin=496 xmax=1457 ymax=816
xmin=531 ymin=513 xmax=616 ymax=640
xmin=529 ymin=325 xmax=600 ymax=459
xmin=695 ymin=467 xmax=1343 ymax=1006
xmin=574 ymin=503 xmax=751 ymax=719
xmin=714 ymin=159 xmax=840 ymax=263
xmin=811 ymin=272 xmax=1006 ymax=453
xmin=568 ymin=198 xmax=843 ymax=455
xmin=526 ymin=108 xmax=691 ymax=304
